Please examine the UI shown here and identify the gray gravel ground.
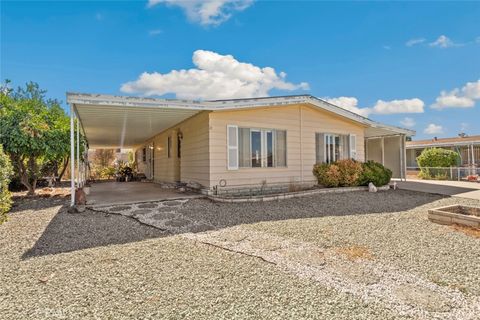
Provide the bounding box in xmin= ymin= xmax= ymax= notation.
xmin=1 ymin=190 xmax=479 ymax=319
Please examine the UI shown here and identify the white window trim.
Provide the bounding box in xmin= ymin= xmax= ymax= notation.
xmin=227 ymin=125 xmax=238 ymax=170
xmin=349 ymin=134 xmax=357 ymax=160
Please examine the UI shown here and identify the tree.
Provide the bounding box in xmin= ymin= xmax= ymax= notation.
xmin=416 ymin=148 xmax=460 ymax=168
xmin=0 ymin=144 xmax=14 ymax=224
xmin=0 ymin=81 xmax=79 ymax=195
xmin=416 ymin=147 xmax=460 ymax=180
xmin=93 ymin=149 xmax=115 ymax=168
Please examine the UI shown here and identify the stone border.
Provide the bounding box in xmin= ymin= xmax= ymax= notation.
xmin=428 ymin=205 xmax=480 ymax=228
xmin=208 ymin=185 xmax=391 ymax=203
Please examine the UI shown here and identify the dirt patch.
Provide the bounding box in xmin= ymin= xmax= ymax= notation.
xmin=450 ymin=224 xmax=480 ymax=238
xmin=335 ymin=245 xmax=374 ymax=261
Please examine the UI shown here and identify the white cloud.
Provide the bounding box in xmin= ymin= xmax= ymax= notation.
xmin=431 ymin=79 xmax=480 ymax=109
xmin=149 ymin=29 xmax=163 ymax=36
xmin=424 ymin=123 xmax=444 ymax=135
xmin=406 ymin=38 xmax=425 ymax=47
xmin=400 ymin=117 xmax=416 ymax=128
xmin=429 ymin=35 xmax=457 ymax=48
xmin=322 ymin=97 xmax=424 ymax=117
xmin=148 ymin=0 xmax=253 ymax=26
xmin=121 ymin=49 xmax=309 ymax=99
xmin=371 ymin=98 xmax=424 ymax=114
xmin=322 ymin=97 xmax=371 ymax=117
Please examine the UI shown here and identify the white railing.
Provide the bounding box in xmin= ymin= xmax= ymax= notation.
xmin=407 ymin=166 xmax=480 ymax=181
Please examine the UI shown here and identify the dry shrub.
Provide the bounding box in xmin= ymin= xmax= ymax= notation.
xmin=336 ymin=245 xmax=374 ymax=261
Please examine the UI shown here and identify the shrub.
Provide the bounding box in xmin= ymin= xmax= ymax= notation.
xmin=313 ymin=163 xmax=342 ymax=187
xmin=416 ymin=148 xmax=460 ymax=168
xmin=314 ymin=160 xmax=391 ymax=188
xmin=336 ymin=159 xmax=363 ymax=187
xmin=0 ymin=144 xmax=14 ymax=224
xmin=359 ymin=161 xmax=392 ymax=186
xmin=313 ymin=159 xmax=363 ymax=187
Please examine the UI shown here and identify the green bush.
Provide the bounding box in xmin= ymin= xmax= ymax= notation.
xmin=314 ymin=160 xmax=391 ymax=188
xmin=359 ymin=161 xmax=392 ymax=186
xmin=416 ymin=148 xmax=460 ymax=180
xmin=416 ymin=148 xmax=460 ymax=168
xmin=313 ymin=159 xmax=363 ymax=187
xmin=0 ymin=145 xmax=14 ymax=224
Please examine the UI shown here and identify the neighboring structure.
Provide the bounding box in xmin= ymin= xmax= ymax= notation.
xmin=67 ymin=93 xmax=414 ymax=200
xmin=406 ymin=135 xmax=480 ymax=168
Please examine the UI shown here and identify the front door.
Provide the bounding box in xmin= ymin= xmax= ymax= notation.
xmin=145 ymin=142 xmax=154 ymax=180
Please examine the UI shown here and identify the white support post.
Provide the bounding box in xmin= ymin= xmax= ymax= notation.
xmin=399 ymin=135 xmax=404 ymax=181
xmin=76 ymin=117 xmax=80 ymax=187
xmin=404 ymin=136 xmax=407 ymax=181
xmin=70 ymin=105 xmax=75 ymax=207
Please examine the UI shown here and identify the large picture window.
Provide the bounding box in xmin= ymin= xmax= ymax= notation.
xmin=316 ymin=133 xmax=357 ymax=163
xmin=228 ymin=126 xmax=287 ymax=169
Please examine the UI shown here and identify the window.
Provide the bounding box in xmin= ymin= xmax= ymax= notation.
xmin=167 ymin=136 xmax=172 ymax=158
xmin=316 ymin=133 xmax=356 ymax=163
xmin=228 ymin=125 xmax=287 ymax=169
xmin=142 ymin=148 xmax=146 ymax=162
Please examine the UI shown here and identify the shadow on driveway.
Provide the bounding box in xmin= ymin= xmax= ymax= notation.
xmin=21 ymin=203 xmax=165 ymax=260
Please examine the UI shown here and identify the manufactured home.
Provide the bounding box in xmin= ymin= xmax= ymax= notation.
xmin=67 ymin=93 xmax=413 ymax=199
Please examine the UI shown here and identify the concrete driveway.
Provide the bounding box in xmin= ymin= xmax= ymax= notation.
xmin=87 ymin=181 xmax=202 ymax=206
xmin=395 ymin=179 xmax=480 ymax=200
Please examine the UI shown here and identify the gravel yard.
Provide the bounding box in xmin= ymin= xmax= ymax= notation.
xmin=1 ymin=190 xmax=479 ymax=319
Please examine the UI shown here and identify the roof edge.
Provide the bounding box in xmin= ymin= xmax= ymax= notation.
xmin=66 ymin=92 xmax=415 ymax=136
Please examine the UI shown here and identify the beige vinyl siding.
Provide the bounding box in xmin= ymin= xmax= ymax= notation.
xmin=208 ymin=104 xmax=366 ymax=188
xmin=135 ymin=111 xmax=210 ymax=187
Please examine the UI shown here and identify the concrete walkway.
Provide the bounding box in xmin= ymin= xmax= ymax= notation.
xmin=87 ymin=181 xmax=202 ymax=206
xmin=395 ymin=179 xmax=480 ymax=200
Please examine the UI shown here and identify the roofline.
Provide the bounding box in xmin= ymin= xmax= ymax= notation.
xmin=407 ymin=140 xmax=480 ymax=148
xmin=66 ymin=92 xmax=415 ymax=136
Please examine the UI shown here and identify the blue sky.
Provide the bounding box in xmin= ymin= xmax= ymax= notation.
xmin=1 ymin=0 xmax=479 ymax=139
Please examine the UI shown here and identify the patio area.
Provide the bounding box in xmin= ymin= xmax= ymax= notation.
xmin=86 ymin=181 xmax=201 ymax=206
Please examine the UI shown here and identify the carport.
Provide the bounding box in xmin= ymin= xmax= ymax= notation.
xmin=67 ymin=93 xmax=206 ymax=207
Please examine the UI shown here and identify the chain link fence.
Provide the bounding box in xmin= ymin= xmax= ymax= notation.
xmin=407 ymin=166 xmax=480 ymax=182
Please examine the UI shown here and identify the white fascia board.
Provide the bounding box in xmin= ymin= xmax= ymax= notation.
xmin=407 ymin=141 xmax=480 ymax=149
xmin=66 ymin=92 xmax=210 ymax=110
xmin=67 ymin=92 xmax=415 ymax=136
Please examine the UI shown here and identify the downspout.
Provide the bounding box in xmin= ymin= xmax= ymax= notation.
xmin=381 ymin=137 xmax=385 ymax=165
xmin=70 ymin=104 xmax=75 ymax=207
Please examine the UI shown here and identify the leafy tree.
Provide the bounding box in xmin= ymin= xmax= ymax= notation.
xmin=416 ymin=147 xmax=460 ymax=180
xmin=0 ymin=144 xmax=14 ymax=224
xmin=0 ymin=81 xmax=80 ymax=195
xmin=416 ymin=148 xmax=460 ymax=168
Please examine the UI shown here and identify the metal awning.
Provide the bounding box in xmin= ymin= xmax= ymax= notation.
xmin=68 ymin=93 xmax=207 ymax=148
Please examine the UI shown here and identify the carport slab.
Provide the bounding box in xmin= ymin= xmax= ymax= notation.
xmin=86 ymin=181 xmax=203 ymax=206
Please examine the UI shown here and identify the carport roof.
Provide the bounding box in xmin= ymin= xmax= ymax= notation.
xmin=67 ymin=92 xmax=415 ymax=148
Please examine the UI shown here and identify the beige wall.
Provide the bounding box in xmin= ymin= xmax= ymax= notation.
xmin=366 ymin=136 xmax=404 ymax=178
xmin=134 ymin=103 xmax=407 ymax=189
xmin=208 ymin=104 xmax=366 ymax=188
xmin=134 ymin=111 xmax=210 ymax=187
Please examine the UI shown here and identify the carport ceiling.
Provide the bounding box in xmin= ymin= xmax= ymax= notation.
xmin=74 ymin=104 xmax=202 ymax=148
